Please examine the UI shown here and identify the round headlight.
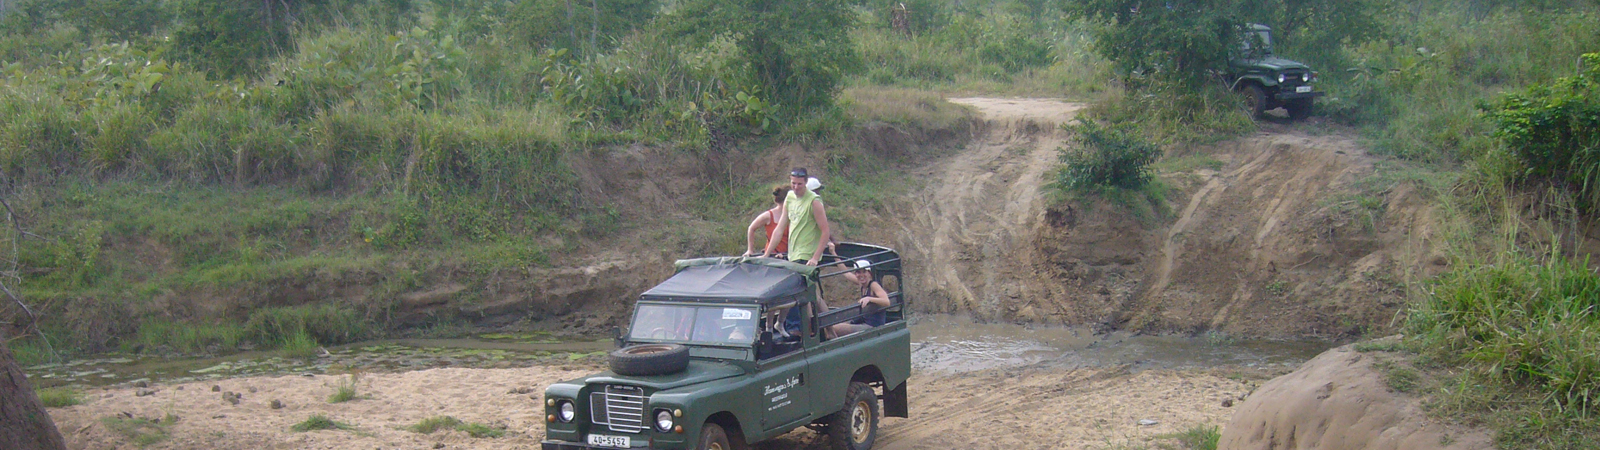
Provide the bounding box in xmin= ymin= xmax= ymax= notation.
xmin=558 ymin=400 xmax=576 ymax=422
xmin=654 ymin=409 xmax=674 ymax=432
xmin=1278 ymin=73 xmax=1286 ymax=84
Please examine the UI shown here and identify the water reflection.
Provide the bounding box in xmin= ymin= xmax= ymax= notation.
xmin=910 ymin=314 xmax=1334 ymax=374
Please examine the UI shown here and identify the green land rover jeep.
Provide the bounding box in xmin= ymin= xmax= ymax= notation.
xmin=541 ymin=243 xmax=911 ymax=450
xmin=1228 ymin=23 xmax=1323 ymax=120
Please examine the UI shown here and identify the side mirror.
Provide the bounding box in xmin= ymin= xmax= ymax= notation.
xmin=613 ymin=327 xmax=627 ymax=348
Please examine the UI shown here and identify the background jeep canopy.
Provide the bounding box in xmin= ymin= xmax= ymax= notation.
xmin=639 ymin=260 xmax=809 ymax=304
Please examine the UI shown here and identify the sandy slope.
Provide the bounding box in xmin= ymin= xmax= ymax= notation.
xmin=51 ymin=361 xmax=1253 ymax=450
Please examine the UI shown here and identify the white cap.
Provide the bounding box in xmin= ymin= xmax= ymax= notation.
xmin=806 ymin=177 xmax=823 ymax=192
xmin=854 ymin=259 xmax=871 ymax=270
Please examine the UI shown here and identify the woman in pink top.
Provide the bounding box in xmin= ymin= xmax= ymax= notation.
xmin=743 ymin=185 xmax=790 ymax=256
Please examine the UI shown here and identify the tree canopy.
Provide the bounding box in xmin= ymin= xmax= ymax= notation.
xmin=1063 ymin=0 xmax=1387 ymax=87
xmin=662 ymin=0 xmax=861 ymax=111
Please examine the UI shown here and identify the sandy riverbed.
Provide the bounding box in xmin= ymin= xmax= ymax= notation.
xmin=48 ymin=361 xmax=1255 ymax=450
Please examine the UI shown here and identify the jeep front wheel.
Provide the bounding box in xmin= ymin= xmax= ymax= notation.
xmin=1242 ymin=84 xmax=1268 ymax=118
xmin=697 ymin=423 xmax=732 ymax=450
xmin=608 ymin=344 xmax=690 ymax=376
xmin=828 ymin=382 xmax=879 ymax=450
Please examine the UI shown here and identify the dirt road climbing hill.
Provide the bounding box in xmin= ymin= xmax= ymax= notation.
xmin=885 ymin=98 xmax=1084 ymax=326
xmin=889 ymin=98 xmax=1435 ymax=338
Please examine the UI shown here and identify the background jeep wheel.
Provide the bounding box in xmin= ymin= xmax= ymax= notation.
xmin=1242 ymin=84 xmax=1268 ymax=118
xmin=1286 ymin=98 xmax=1313 ymax=120
xmin=697 ymin=423 xmax=731 ymax=450
xmin=608 ymin=344 xmax=690 ymax=376
xmin=827 ymin=382 xmax=879 ymax=450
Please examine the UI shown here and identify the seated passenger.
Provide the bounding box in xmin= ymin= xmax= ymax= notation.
xmin=827 ymin=259 xmax=891 ymax=337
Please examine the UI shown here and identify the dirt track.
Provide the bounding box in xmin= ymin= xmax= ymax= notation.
xmin=50 ymin=361 xmax=1257 ymax=450
xmin=893 ymin=98 xmax=1430 ymax=339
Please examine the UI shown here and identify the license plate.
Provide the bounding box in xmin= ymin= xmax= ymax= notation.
xmin=587 ymin=434 xmax=630 ymax=448
xmin=1295 ymin=85 xmax=1312 ymax=93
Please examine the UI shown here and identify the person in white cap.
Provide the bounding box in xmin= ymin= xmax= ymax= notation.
xmin=825 ymin=259 xmax=891 ymax=338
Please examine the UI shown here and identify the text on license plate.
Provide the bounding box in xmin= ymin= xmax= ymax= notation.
xmin=587 ymin=434 xmax=630 ymax=448
xmin=1295 ymin=85 xmax=1312 ymax=93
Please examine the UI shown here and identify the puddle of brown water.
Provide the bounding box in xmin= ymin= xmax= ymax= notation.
xmin=23 ymin=336 xmax=614 ymax=389
xmin=27 ymin=315 xmax=1331 ymax=388
xmin=910 ymin=314 xmax=1334 ymax=374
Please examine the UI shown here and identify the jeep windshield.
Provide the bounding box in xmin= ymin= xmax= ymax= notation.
xmin=628 ymin=302 xmax=758 ymax=346
xmin=1239 ymin=25 xmax=1273 ymax=55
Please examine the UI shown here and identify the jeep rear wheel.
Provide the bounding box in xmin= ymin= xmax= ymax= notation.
xmin=697 ymin=423 xmax=731 ymax=450
xmin=608 ymin=344 xmax=690 ymax=376
xmin=1286 ymin=98 xmax=1313 ymax=120
xmin=827 ymin=382 xmax=879 ymax=450
xmin=1242 ymin=84 xmax=1268 ymax=118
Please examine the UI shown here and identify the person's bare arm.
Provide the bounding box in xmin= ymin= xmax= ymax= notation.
xmin=743 ymin=211 xmax=772 ymax=256
xmin=806 ymin=200 xmax=830 ymax=266
xmin=762 ymin=210 xmax=789 ymax=257
xmin=861 ymin=281 xmax=892 ymax=309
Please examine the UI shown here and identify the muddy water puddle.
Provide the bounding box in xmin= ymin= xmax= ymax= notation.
xmin=910 ymin=314 xmax=1334 ymax=374
xmin=25 ymin=335 xmax=613 ymax=388
xmin=28 ymin=315 xmax=1332 ymax=387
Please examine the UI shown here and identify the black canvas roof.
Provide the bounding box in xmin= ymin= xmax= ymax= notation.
xmin=638 ymin=258 xmax=813 ymax=304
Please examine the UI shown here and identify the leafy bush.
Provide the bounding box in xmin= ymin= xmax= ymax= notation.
xmin=169 ymin=0 xmax=293 ymax=79
xmin=1482 ymin=53 xmax=1600 ymax=211
xmin=663 ymin=0 xmax=861 ymax=112
xmin=1055 ymin=119 xmax=1161 ymax=191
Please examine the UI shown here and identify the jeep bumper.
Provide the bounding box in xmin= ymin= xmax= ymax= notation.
xmin=543 ymin=440 xmax=658 ymax=450
xmin=1274 ymin=90 xmax=1324 ymax=101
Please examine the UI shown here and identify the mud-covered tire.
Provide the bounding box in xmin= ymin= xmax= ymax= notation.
xmin=1286 ymin=98 xmax=1313 ymax=120
xmin=609 ymin=344 xmax=689 ymax=376
xmin=697 ymin=423 xmax=732 ymax=450
xmin=1242 ymin=84 xmax=1268 ymax=118
xmin=827 ymin=382 xmax=879 ymax=450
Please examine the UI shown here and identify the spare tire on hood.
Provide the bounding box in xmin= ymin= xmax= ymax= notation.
xmin=609 ymin=344 xmax=690 ymax=376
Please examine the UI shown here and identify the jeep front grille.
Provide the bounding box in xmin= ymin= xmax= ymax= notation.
xmin=591 ymin=385 xmax=646 ymax=433
xmin=1282 ymin=70 xmax=1308 ymax=84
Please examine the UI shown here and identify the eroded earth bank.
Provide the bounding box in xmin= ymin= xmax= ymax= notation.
xmin=48 ymin=98 xmax=1463 ymax=449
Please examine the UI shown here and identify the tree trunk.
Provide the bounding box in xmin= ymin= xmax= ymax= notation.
xmin=0 ymin=331 xmax=65 ymax=450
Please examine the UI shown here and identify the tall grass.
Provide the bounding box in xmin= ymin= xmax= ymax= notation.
xmin=1336 ymin=8 xmax=1600 ymax=164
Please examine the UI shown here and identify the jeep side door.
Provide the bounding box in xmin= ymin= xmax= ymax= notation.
xmin=753 ymin=340 xmax=811 ymax=433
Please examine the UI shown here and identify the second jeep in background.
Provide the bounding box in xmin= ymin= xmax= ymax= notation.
xmin=1227 ymin=24 xmax=1323 ymax=120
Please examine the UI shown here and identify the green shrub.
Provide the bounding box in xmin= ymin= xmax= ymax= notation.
xmin=1055 ymin=119 xmax=1161 ymax=191
xmin=0 ymin=89 xmax=84 ymax=180
xmin=328 ymin=373 xmax=362 ymax=403
xmin=1482 ymin=53 xmax=1600 ymax=211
